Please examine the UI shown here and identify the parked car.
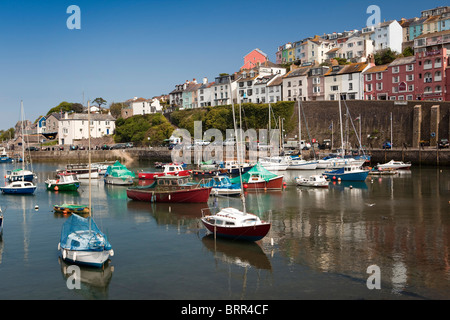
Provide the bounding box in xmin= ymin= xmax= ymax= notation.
xmin=70 ymin=145 xmax=78 ymax=150
xmin=111 ymin=143 xmax=127 ymax=149
xmin=78 ymin=145 xmax=86 ymax=150
xmin=101 ymin=144 xmax=110 ymax=150
xmin=26 ymin=146 xmax=38 ymax=151
xmin=125 ymin=142 xmax=134 ymax=148
xmin=438 ymin=138 xmax=449 ymax=149
xmin=382 ymin=141 xmax=392 ymax=149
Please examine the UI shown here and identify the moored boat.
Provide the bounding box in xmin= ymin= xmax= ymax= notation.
xmin=202 ymin=175 xmax=242 ymax=196
xmin=57 ymin=163 xmax=99 ymax=179
xmin=6 ymin=168 xmax=36 ymax=182
xmin=295 ymin=175 xmax=329 ymax=188
xmin=53 ymin=203 xmax=90 ymax=214
xmin=127 ymin=175 xmax=211 ymax=203
xmin=0 ymin=180 xmax=37 ymax=194
xmin=0 ymin=147 xmax=13 ymax=163
xmin=201 ymin=207 xmax=271 ymax=241
xmin=104 ymin=160 xmax=135 ymax=185
xmin=45 ymin=172 xmax=80 ymax=191
xmin=230 ymin=162 xmax=284 ymax=190
xmin=377 ymin=159 xmax=411 ymax=170
xmin=323 ymin=164 xmax=369 ymax=181
xmin=138 ymin=163 xmax=191 ymax=180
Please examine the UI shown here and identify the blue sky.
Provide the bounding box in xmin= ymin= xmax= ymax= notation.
xmin=0 ymin=0 xmax=446 ymax=130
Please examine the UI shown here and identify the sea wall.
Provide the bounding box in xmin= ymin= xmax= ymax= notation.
xmin=295 ymin=100 xmax=450 ymax=149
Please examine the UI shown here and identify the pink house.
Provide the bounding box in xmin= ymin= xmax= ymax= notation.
xmin=241 ymin=48 xmax=268 ymax=70
xmin=364 ymin=64 xmax=388 ymax=100
xmin=386 ymin=55 xmax=416 ymax=101
xmin=415 ymin=48 xmax=448 ymax=101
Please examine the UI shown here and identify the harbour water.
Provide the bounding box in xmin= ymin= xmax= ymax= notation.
xmin=0 ymin=162 xmax=449 ymax=300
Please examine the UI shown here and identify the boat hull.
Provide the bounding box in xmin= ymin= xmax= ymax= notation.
xmin=201 ymin=219 xmax=271 ymax=241
xmin=46 ymin=182 xmax=80 ymax=191
xmin=59 ymin=247 xmax=112 ymax=268
xmin=243 ymin=176 xmax=284 ymax=190
xmin=127 ymin=187 xmax=212 ymax=203
xmin=54 ymin=205 xmax=89 ymax=214
xmin=323 ymin=171 xmax=369 ymax=181
xmin=1 ymin=186 xmax=36 ymax=194
xmin=138 ymin=171 xmax=190 ymax=180
xmin=104 ymin=176 xmax=134 ymax=185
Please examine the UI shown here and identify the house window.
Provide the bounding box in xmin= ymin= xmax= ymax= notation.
xmin=406 ymin=95 xmax=413 ymax=100
xmin=348 ymin=74 xmax=353 ymax=80
xmin=408 ymin=85 xmax=414 ymax=91
xmin=331 ymin=85 xmax=339 ymax=91
xmin=349 ymin=83 xmax=353 ymax=91
xmin=377 ymin=83 xmax=383 ymax=90
xmin=366 ymin=84 xmax=372 ymax=92
xmin=407 ymin=74 xmax=414 ymax=81
xmin=287 ymin=81 xmax=291 ymax=87
xmin=407 ymin=64 xmax=414 ymax=71
xmin=377 ymin=73 xmax=383 ymax=80
xmin=366 ymin=74 xmax=372 ymax=81
xmin=392 ymin=76 xmax=399 ymax=83
xmin=393 ymin=66 xmax=399 ymax=73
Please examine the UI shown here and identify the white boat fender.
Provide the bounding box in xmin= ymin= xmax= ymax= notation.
xmin=35 ymin=205 xmax=39 ymax=210
xmin=62 ymin=249 xmax=66 ymax=259
xmin=73 ymin=252 xmax=76 ymax=261
xmin=110 ymin=249 xmax=114 ymax=257
xmin=58 ymin=243 xmax=61 ymax=250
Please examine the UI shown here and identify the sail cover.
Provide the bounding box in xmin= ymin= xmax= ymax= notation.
xmin=105 ymin=160 xmax=135 ymax=178
xmin=60 ymin=214 xmax=112 ymax=251
xmin=230 ymin=162 xmax=278 ymax=184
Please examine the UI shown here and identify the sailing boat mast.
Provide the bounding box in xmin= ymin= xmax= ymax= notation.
xmin=338 ymin=93 xmax=345 ymax=156
xmin=88 ymin=101 xmax=92 ymax=233
xmin=297 ymin=99 xmax=301 ymax=152
xmin=229 ymin=76 xmax=246 ymax=214
xmin=20 ymin=101 xmax=25 ymax=172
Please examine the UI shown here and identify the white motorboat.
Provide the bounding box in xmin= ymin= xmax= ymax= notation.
xmin=377 ymin=160 xmax=411 ymax=170
xmin=259 ymin=156 xmax=289 ymax=171
xmin=295 ymin=175 xmax=329 ymax=188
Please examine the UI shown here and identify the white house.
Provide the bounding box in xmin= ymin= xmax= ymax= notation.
xmin=124 ymin=97 xmax=162 ymax=116
xmin=324 ymin=62 xmax=372 ymax=100
xmin=58 ymin=112 xmax=115 ymax=145
xmin=198 ymin=77 xmax=214 ymax=107
xmin=372 ymin=20 xmax=403 ymax=53
xmin=266 ymin=74 xmax=283 ymax=103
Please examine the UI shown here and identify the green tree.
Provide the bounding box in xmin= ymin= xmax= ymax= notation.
xmin=109 ymin=102 xmax=126 ymax=118
xmin=93 ymin=97 xmax=107 ymax=110
xmin=402 ymin=47 xmax=414 ymax=57
xmin=374 ymin=48 xmax=399 ymax=65
xmin=46 ymin=101 xmax=73 ymax=115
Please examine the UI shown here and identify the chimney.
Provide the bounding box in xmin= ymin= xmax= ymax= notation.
xmin=203 ymin=77 xmax=208 ymax=84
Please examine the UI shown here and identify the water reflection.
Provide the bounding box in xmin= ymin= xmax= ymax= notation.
xmin=59 ymin=258 xmax=114 ymax=299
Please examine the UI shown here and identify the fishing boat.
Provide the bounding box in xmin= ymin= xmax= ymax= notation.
xmin=323 ymin=164 xmax=369 ymax=181
xmin=45 ymin=172 xmax=80 ymax=191
xmin=230 ymin=162 xmax=284 ymax=190
xmin=201 ymin=207 xmax=271 ymax=241
xmin=127 ymin=175 xmax=211 ymax=203
xmin=58 ymin=101 xmax=113 ymax=268
xmin=104 ymin=160 xmax=135 ymax=185
xmin=295 ymin=175 xmax=329 ymax=188
xmin=1 ymin=180 xmax=37 ymax=194
xmin=200 ymin=80 xmax=271 ymax=241
xmin=202 ymin=175 xmax=242 ymax=196
xmin=138 ymin=163 xmax=191 ymax=180
xmin=0 ymin=147 xmax=13 ymax=163
xmin=6 ymin=168 xmax=36 ymax=182
xmin=54 ymin=203 xmax=90 ymax=214
xmin=377 ymin=159 xmax=411 ymax=170
xmin=57 ymin=163 xmax=99 ymax=179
